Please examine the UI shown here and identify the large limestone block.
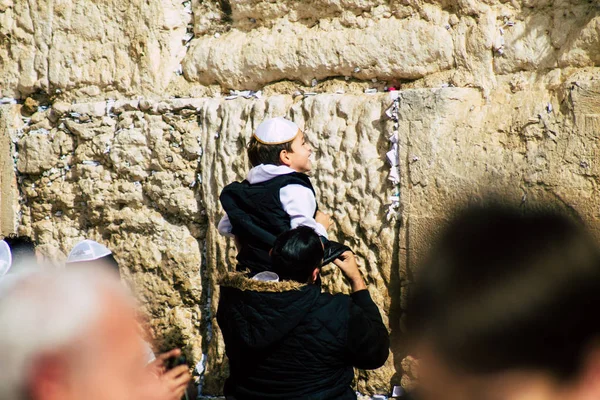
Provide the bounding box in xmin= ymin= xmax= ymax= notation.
xmin=183 ymin=17 xmax=454 ymax=89
xmin=397 ymin=81 xmax=600 ymax=286
xmin=15 ymin=103 xmax=206 ymax=367
xmin=16 ymin=130 xmax=73 ymax=175
xmin=197 ymin=94 xmax=400 ymax=394
xmin=494 ymin=4 xmax=600 ymax=74
xmin=0 ymin=0 xmax=191 ymax=99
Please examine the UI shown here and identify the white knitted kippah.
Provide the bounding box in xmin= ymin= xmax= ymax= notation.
xmin=253 ymin=117 xmax=299 ymax=144
xmin=67 ymin=240 xmax=112 ymax=263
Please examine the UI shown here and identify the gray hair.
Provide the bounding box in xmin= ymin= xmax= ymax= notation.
xmin=0 ymin=266 xmax=129 ymax=400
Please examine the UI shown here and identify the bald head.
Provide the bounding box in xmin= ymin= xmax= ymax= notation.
xmin=0 ymin=266 xmax=145 ymax=400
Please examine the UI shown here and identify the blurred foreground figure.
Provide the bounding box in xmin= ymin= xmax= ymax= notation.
xmin=0 ymin=267 xmax=188 ymax=400
xmin=65 ymin=239 xmax=192 ymax=399
xmin=2 ymin=234 xmax=37 ymax=272
xmin=408 ymin=204 xmax=600 ymax=400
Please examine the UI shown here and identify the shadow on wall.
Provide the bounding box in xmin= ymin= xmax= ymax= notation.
xmin=501 ymin=3 xmax=599 ymax=75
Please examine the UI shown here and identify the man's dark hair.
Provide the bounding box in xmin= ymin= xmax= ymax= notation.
xmin=408 ymin=203 xmax=600 ymax=381
xmin=271 ymin=226 xmax=324 ymax=283
xmin=67 ymin=254 xmax=121 ymax=277
xmin=3 ymin=234 xmax=35 ymax=265
xmin=247 ymin=137 xmax=294 ymax=167
xmin=98 ymin=253 xmax=120 ymax=275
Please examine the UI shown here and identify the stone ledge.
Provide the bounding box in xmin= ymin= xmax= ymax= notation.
xmin=183 ymin=18 xmax=454 ymax=90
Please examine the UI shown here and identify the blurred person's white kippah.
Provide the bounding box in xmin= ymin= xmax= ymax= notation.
xmin=0 ymin=240 xmax=12 ymax=277
xmin=253 ymin=117 xmax=299 ymax=144
xmin=67 ymin=240 xmax=112 ymax=263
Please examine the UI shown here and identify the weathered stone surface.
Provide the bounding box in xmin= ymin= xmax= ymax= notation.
xmin=12 ymin=94 xmax=399 ymax=394
xmin=13 ymin=76 xmax=600 ymax=395
xmin=1 ymin=0 xmax=599 ymax=100
xmin=0 ymin=105 xmax=20 ymax=235
xmin=396 ymin=81 xmax=600 ymax=300
xmin=401 ymin=355 xmax=419 ymax=392
xmin=0 ymin=0 xmax=191 ymax=99
xmin=14 ymin=104 xmax=206 ymax=373
xmin=4 ymin=0 xmax=600 ymax=397
xmin=182 ymin=0 xmax=600 ymax=96
xmin=183 ymin=18 xmax=454 ymax=89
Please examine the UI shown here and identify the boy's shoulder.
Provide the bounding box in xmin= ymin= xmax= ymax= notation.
xmin=281 ymin=171 xmax=312 ymax=185
xmin=224 ymin=171 xmax=313 ymax=189
xmin=263 ymin=172 xmax=314 ymax=192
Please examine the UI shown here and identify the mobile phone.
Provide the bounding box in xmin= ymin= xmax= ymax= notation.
xmin=166 ymin=355 xmax=187 ymax=370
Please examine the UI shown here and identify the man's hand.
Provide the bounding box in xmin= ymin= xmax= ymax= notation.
xmin=162 ymin=365 xmax=192 ymax=399
xmin=143 ymin=349 xmax=192 ymax=400
xmin=333 ymin=251 xmax=367 ymax=292
xmin=315 ymin=211 xmax=332 ymax=231
xmin=147 ymin=348 xmax=181 ymax=376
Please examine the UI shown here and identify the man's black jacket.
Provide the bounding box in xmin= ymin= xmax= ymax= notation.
xmin=217 ymin=273 xmax=390 ymax=400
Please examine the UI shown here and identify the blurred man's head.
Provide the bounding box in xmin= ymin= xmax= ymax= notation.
xmin=0 ymin=267 xmax=146 ymax=400
xmin=3 ymin=234 xmax=36 ymax=270
xmin=271 ymin=226 xmax=324 ymax=283
xmin=408 ymin=203 xmax=600 ymax=400
xmin=0 ymin=240 xmax=12 ymax=276
xmin=66 ymin=240 xmax=120 ymax=277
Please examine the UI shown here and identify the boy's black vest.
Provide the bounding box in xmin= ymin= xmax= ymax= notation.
xmin=220 ymin=172 xmax=316 ymax=274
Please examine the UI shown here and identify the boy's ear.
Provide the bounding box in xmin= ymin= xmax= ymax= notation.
xmin=279 ymin=149 xmax=292 ymax=166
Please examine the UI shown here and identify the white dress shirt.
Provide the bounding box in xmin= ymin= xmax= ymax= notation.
xmin=217 ymin=164 xmax=328 ymax=238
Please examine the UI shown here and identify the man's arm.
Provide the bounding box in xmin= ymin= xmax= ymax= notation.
xmin=280 ymin=184 xmax=329 ymax=238
xmin=334 ymin=252 xmax=390 ymax=369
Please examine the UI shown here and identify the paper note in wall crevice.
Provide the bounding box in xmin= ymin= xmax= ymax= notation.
xmin=385 ymin=106 xmax=396 ymax=119
xmin=388 ymin=167 xmax=400 ymax=184
xmin=392 ymin=385 xmax=405 ymax=398
xmin=386 ymin=144 xmax=399 ymax=167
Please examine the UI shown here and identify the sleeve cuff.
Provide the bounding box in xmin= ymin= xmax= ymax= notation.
xmin=350 ymin=289 xmax=373 ymax=306
xmin=314 ymin=223 xmax=329 ymax=239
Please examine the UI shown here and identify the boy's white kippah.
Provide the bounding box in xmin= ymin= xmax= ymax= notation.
xmin=67 ymin=239 xmax=112 ymax=263
xmin=253 ymin=117 xmax=299 ymax=145
xmin=0 ymin=240 xmax=12 ymax=277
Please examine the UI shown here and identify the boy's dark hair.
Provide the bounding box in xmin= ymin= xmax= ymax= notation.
xmin=271 ymin=226 xmax=324 ymax=283
xmin=247 ymin=136 xmax=294 ymax=167
xmin=3 ymin=234 xmax=35 ymax=265
xmin=408 ymin=203 xmax=600 ymax=380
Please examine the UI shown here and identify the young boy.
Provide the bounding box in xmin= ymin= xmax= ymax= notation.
xmin=218 ymin=117 xmax=349 ymax=274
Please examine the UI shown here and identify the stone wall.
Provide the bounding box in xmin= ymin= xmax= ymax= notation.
xmin=0 ymin=105 xmax=19 ymax=235
xmin=2 ymin=0 xmax=600 ymax=396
